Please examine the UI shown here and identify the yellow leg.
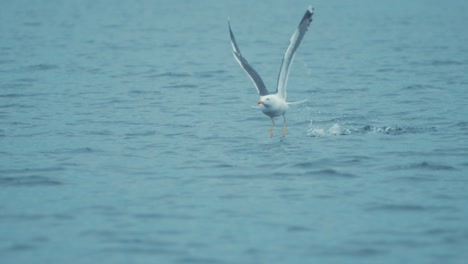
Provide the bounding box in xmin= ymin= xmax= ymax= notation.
xmin=270 ymin=119 xmax=275 ymax=138
xmin=282 ymin=115 xmax=287 ymax=137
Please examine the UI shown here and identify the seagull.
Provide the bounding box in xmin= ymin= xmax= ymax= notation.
xmin=229 ymin=7 xmax=314 ymax=137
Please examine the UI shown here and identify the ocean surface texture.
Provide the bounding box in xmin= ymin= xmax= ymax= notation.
xmin=1 ymin=0 xmax=468 ymax=263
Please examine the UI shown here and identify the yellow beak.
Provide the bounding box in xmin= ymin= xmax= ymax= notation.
xmin=257 ymin=100 xmax=264 ymax=105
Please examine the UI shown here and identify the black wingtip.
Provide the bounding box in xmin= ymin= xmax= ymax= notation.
xmin=296 ymin=6 xmax=313 ymax=29
xmin=304 ymin=6 xmax=314 ymax=23
xmin=228 ymin=21 xmax=235 ymax=42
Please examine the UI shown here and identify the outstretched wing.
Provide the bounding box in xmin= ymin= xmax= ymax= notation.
xmin=275 ymin=6 xmax=314 ymax=100
xmin=229 ymin=21 xmax=269 ymax=96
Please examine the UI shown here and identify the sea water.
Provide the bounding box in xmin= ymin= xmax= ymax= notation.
xmin=1 ymin=0 xmax=468 ymax=263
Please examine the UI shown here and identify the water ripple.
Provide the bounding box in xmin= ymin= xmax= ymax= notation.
xmin=0 ymin=176 xmax=62 ymax=187
xmin=25 ymin=64 xmax=59 ymax=71
xmin=366 ymin=204 xmax=457 ymax=213
xmin=390 ymin=161 xmax=457 ymax=171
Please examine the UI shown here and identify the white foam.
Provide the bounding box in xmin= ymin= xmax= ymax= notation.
xmin=307 ymin=122 xmax=344 ymax=137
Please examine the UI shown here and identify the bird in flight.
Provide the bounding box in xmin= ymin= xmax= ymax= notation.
xmin=229 ymin=6 xmax=314 ymax=137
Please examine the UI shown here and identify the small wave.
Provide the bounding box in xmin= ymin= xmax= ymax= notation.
xmin=147 ymin=72 xmax=191 ymax=78
xmin=0 ymin=214 xmax=46 ymax=221
xmin=0 ymin=93 xmax=49 ymax=98
xmin=0 ymin=176 xmax=62 ymax=187
xmin=317 ymin=246 xmax=387 ymax=257
xmin=128 ymin=89 xmax=161 ymax=95
xmin=286 ymin=225 xmax=311 ymax=233
xmin=404 ymin=161 xmax=456 ymax=171
xmin=26 ymin=64 xmax=59 ymax=71
xmin=196 ymin=70 xmax=227 ymax=79
xmin=160 ymin=84 xmax=198 ymax=89
xmin=0 ymin=167 xmax=65 ymax=174
xmin=366 ymin=204 xmax=456 ymax=213
xmin=39 ymin=148 xmax=100 ymax=155
xmin=424 ymin=228 xmax=461 ymax=237
xmin=0 ymin=59 xmax=15 ymax=65
xmin=0 ymin=83 xmax=32 ymax=89
xmin=454 ymin=122 xmax=468 ymax=132
xmin=125 ymin=131 xmax=157 ymax=137
xmin=312 ymin=169 xmax=358 ymax=178
xmin=23 ymin=22 xmax=42 ymax=27
xmin=431 ymin=59 xmax=465 ymax=67
xmin=8 ymin=244 xmax=37 ymax=252
xmin=401 ymin=84 xmax=442 ymax=91
xmin=0 ymin=103 xmax=34 ymax=109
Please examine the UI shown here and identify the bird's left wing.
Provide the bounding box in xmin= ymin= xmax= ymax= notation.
xmin=275 ymin=7 xmax=314 ymax=100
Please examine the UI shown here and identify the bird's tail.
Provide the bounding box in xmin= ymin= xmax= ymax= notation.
xmin=287 ymin=99 xmax=308 ymax=105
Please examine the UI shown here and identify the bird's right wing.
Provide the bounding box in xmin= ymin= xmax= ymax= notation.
xmin=229 ymin=21 xmax=269 ymax=96
xmin=275 ymin=7 xmax=314 ymax=100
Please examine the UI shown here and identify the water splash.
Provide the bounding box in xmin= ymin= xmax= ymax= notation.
xmin=307 ymin=123 xmax=349 ymax=137
xmin=307 ymin=122 xmax=436 ymax=137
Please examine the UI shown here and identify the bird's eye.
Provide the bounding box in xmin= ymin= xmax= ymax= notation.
xmin=266 ymin=98 xmax=270 ymax=101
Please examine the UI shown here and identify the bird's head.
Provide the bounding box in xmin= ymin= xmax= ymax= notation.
xmin=257 ymin=95 xmax=274 ymax=108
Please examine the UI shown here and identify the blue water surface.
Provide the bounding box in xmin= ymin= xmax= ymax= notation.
xmin=1 ymin=0 xmax=468 ymax=263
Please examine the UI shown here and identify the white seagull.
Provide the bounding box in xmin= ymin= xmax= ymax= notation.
xmin=229 ymin=7 xmax=314 ymax=137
